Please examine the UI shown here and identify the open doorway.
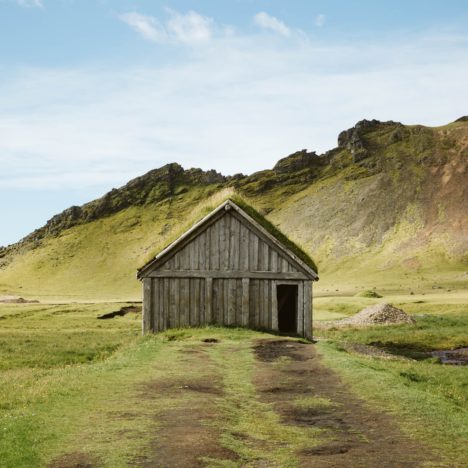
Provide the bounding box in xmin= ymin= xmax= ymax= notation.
xmin=277 ymin=284 xmax=297 ymax=334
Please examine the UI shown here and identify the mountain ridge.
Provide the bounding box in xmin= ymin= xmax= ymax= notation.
xmin=1 ymin=117 xmax=467 ymax=299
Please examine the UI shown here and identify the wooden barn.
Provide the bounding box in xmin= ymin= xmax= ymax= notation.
xmin=137 ymin=199 xmax=318 ymax=339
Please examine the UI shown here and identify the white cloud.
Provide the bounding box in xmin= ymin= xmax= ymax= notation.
xmin=315 ymin=14 xmax=326 ymax=27
xmin=1 ymin=32 xmax=468 ymax=196
xmin=120 ymin=9 xmax=214 ymax=45
xmin=119 ymin=12 xmax=166 ymax=43
xmin=253 ymin=12 xmax=290 ymax=37
xmin=9 ymin=0 xmax=43 ymax=7
xmin=166 ymin=9 xmax=213 ymax=44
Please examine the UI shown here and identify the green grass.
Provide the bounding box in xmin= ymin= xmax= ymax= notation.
xmin=355 ymin=289 xmax=382 ymax=298
xmin=314 ymin=291 xmax=468 ymax=351
xmin=314 ymin=291 xmax=468 ymax=466
xmin=0 ymin=302 xmax=149 ymax=466
xmin=318 ymin=342 xmax=468 ymax=465
xmin=0 ymin=303 xmax=325 ymax=467
xmin=208 ymin=340 xmax=323 ymax=466
xmin=0 ymin=303 xmax=140 ymax=370
xmin=1 ymin=292 xmax=467 ymax=466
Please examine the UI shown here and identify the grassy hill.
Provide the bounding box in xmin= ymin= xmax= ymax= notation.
xmin=0 ymin=118 xmax=467 ymax=300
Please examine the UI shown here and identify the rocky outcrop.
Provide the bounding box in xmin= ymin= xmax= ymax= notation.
xmin=338 ymin=119 xmax=401 ymax=163
xmin=11 ymin=163 xmax=227 ymax=250
xmin=273 ymin=150 xmax=326 ymax=173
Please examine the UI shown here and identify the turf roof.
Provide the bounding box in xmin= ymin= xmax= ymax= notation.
xmin=228 ymin=196 xmax=318 ymax=275
xmin=138 ymin=192 xmax=318 ymax=277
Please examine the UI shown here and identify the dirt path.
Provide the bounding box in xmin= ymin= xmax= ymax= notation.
xmin=49 ymin=337 xmax=435 ymax=467
xmin=254 ymin=339 xmax=436 ymax=467
xmin=135 ymin=343 xmax=237 ymax=467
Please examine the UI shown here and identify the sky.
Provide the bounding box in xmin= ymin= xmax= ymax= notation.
xmin=1 ymin=0 xmax=468 ymax=246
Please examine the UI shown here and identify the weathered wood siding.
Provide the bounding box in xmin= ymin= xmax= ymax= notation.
xmin=140 ymin=208 xmax=314 ymax=338
xmin=146 ymin=277 xmax=272 ymax=331
xmin=158 ymin=211 xmax=303 ymax=275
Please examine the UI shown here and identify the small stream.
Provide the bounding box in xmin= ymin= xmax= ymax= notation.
xmin=431 ymin=348 xmax=468 ymax=365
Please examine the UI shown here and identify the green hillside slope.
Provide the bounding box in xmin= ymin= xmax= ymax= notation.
xmin=1 ymin=118 xmax=467 ymax=300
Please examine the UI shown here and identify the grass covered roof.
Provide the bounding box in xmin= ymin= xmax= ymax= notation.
xmin=138 ymin=189 xmax=318 ymax=277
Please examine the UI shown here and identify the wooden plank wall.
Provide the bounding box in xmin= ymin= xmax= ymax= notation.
xmin=143 ymin=210 xmax=314 ymax=337
xmin=160 ymin=212 xmax=300 ymax=274
xmin=148 ymin=277 xmax=287 ymax=332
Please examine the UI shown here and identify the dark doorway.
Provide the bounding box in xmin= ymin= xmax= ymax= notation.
xmin=277 ymin=284 xmax=298 ymax=334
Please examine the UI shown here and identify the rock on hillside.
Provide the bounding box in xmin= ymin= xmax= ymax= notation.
xmin=1 ymin=117 xmax=467 ymax=298
xmin=5 ymin=164 xmax=228 ymax=251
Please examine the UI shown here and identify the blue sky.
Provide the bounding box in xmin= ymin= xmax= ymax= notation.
xmin=1 ymin=0 xmax=468 ymax=245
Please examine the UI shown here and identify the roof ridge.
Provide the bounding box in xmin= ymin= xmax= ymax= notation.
xmin=137 ymin=197 xmax=318 ymax=280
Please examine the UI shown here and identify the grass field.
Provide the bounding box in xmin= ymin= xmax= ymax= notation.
xmin=314 ymin=290 xmax=468 ymax=465
xmin=0 ymin=291 xmax=467 ymax=467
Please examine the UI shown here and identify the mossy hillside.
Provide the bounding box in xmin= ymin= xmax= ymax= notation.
xmin=0 ymin=185 xmax=223 ymax=300
xmin=1 ymin=119 xmax=467 ymax=299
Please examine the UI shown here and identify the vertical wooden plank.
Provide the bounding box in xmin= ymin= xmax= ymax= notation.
xmin=200 ymin=278 xmax=206 ymax=324
xmin=259 ymin=280 xmax=264 ymax=328
xmin=199 ymin=231 xmax=206 ymax=271
xmin=222 ymin=279 xmax=228 ymax=325
xmin=239 ymin=225 xmax=249 ymax=271
xmin=212 ymin=279 xmax=219 ymax=325
xmin=303 ymin=281 xmax=312 ymax=340
xmin=205 ymin=277 xmax=213 ymax=324
xmin=205 ymin=226 xmax=211 ymax=270
xmin=179 ymin=278 xmax=188 ymax=327
xmin=178 ymin=247 xmax=186 ymax=270
xmin=257 ymin=240 xmax=263 ymax=270
xmin=169 ymin=278 xmax=176 ymax=328
xmin=270 ymin=250 xmax=278 ymax=273
xmin=164 ymin=257 xmax=173 ymax=270
xmin=263 ymin=281 xmax=270 ymax=329
xmin=280 ymin=257 xmax=289 ymax=273
xmin=249 ymin=280 xmax=259 ymax=328
xmin=222 ymin=214 xmax=231 ymax=270
xmin=184 ymin=245 xmax=191 ymax=270
xmin=249 ymin=279 xmax=254 ymax=328
xmin=296 ymin=282 xmax=304 ymax=337
xmin=258 ymin=278 xmax=264 ymax=329
xmin=261 ymin=242 xmax=269 ymax=271
xmin=250 ymin=232 xmax=259 ymax=271
xmin=152 ymin=278 xmax=161 ymax=333
xmin=176 ymin=278 xmax=181 ymax=328
xmin=160 ymin=279 xmax=165 ymax=332
xmin=230 ymin=217 xmax=240 ymax=270
xmin=159 ymin=279 xmax=164 ymax=332
xmin=189 ymin=280 xmax=198 ymax=327
xmin=219 ymin=215 xmax=226 ymax=270
xmin=227 ymin=278 xmax=236 ymax=325
xmin=142 ymin=278 xmax=152 ymax=334
xmin=188 ymin=278 xmax=193 ymax=326
xmin=212 ymin=223 xmax=219 ymax=270
xmin=219 ymin=279 xmax=225 ymax=325
xmin=271 ymin=280 xmax=278 ymax=332
xmin=195 ymin=237 xmax=201 ymax=270
xmin=213 ymin=279 xmax=220 ymax=325
xmin=193 ymin=278 xmax=202 ymax=327
xmin=173 ymin=250 xmax=180 ymax=270
xmin=242 ymin=278 xmax=250 ymax=327
xmin=161 ymin=278 xmax=169 ymax=330
xmin=236 ymin=279 xmax=243 ymax=325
